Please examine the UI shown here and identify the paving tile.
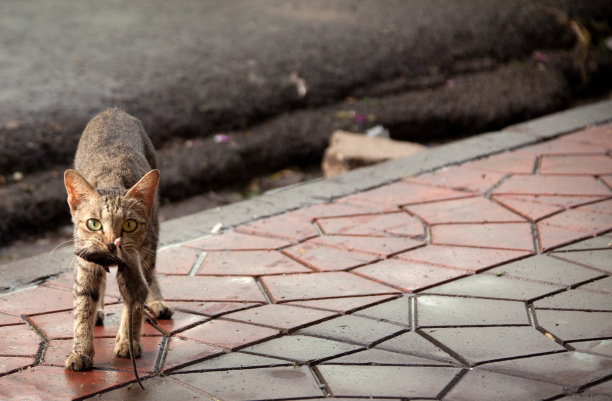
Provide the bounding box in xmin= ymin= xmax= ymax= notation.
xmin=155 ymin=245 xmax=202 ymax=275
xmin=354 ymin=259 xmax=467 ymax=292
xmin=431 ymin=222 xmax=535 ymax=251
xmin=485 ymin=351 xmax=612 ymax=388
xmin=0 ymin=286 xmax=74 ymax=316
xmin=422 ymin=326 xmax=564 ymax=365
xmin=43 ymin=337 xmax=161 ymax=372
xmin=486 ymin=255 xmax=602 ymax=286
xmin=553 ymin=250 xmax=612 ymax=274
xmin=534 ymin=288 xmax=612 ymax=311
xmin=376 ymin=332 xmax=459 ymax=364
xmin=493 ymin=175 xmax=611 ymax=196
xmin=90 ymin=376 xmax=208 ymax=401
xmin=0 ymin=356 xmax=36 ymax=375
xmin=159 ymin=275 xmax=267 ymax=302
xmin=307 ymin=234 xmax=424 ymax=257
xmin=298 ymin=315 xmax=405 ymax=346
xmin=223 ymin=304 xmax=337 ymax=330
xmin=180 ymin=319 xmax=278 ymax=351
xmin=554 ymin=236 xmax=612 ymax=251
xmin=465 ymin=150 xmax=537 ymax=174
xmin=174 ymin=351 xmax=291 ymax=372
xmin=173 ymin=366 xmax=322 ymax=400
xmin=319 ymin=365 xmax=460 ymax=398
xmin=601 ymin=174 xmax=612 ymax=188
xmin=494 ymin=194 xmax=608 ymax=208
xmin=0 ymin=312 xmax=23 ymax=326
xmin=493 ymin=195 xmax=564 ymax=221
xmin=184 ymin=231 xmax=293 ymax=251
xmin=535 ymin=310 xmax=612 ymax=341
xmin=406 ymin=165 xmax=506 ymax=193
xmin=353 ymin=296 xmax=409 ymax=325
xmin=540 ymin=208 xmax=612 ymax=234
xmin=443 ymin=368 xmax=564 ymax=401
xmin=283 ymin=240 xmax=381 ymax=272
xmin=0 ymin=324 xmax=41 ymax=357
xmin=424 ymin=274 xmax=564 ymax=301
xmin=294 ymin=202 xmax=379 ymax=219
xmin=539 ymin=154 xmax=612 ymax=175
xmin=397 ymin=244 xmax=531 ymax=273
xmin=0 ymin=365 xmax=136 ymax=400
xmin=561 ymin=123 xmax=612 ymax=147
xmin=235 ymin=211 xmax=319 ymax=241
xmin=578 ymin=276 xmax=612 ymax=294
xmin=148 ymin=309 xmax=208 ymax=336
xmin=519 ymin=137 xmax=605 ymax=155
xmin=405 ymin=196 xmax=524 ymax=225
xmin=578 ymin=198 xmax=612 ymax=214
xmin=568 ymin=339 xmax=612 ymax=358
xmin=260 ymin=271 xmax=399 ymax=303
xmin=162 ymin=337 xmax=224 ymax=372
xmin=170 ymin=301 xmax=261 ymax=317
xmin=241 ymin=335 xmax=360 ymax=362
xmin=195 ymin=250 xmax=311 ymax=275
xmin=316 ymin=212 xmax=424 ymax=238
xmin=338 ymin=181 xmax=472 ymax=210
xmin=537 ymin=224 xmax=593 ymax=251
xmin=322 ymin=347 xmax=449 ymax=366
xmin=416 ymin=295 xmax=528 ymax=327
xmin=285 ymin=295 xmax=399 ymax=313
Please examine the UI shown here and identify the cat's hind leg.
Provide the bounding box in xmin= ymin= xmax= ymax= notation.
xmin=95 ymin=271 xmax=107 ymax=325
xmin=143 ymin=252 xmax=174 ymax=319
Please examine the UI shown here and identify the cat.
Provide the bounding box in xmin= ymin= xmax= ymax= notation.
xmin=63 ymin=108 xmax=173 ymax=380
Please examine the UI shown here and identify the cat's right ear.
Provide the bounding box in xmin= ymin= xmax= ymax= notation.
xmin=64 ymin=169 xmax=97 ymax=212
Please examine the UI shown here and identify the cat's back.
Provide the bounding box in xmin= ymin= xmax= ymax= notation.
xmin=75 ymin=108 xmax=157 ymax=190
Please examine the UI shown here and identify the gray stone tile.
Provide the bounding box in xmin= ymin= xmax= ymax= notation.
xmin=552 ymin=250 xmax=612 ymax=274
xmin=416 ymin=295 xmax=528 ymax=327
xmin=485 ymin=351 xmax=612 ymax=388
xmin=579 ymin=276 xmax=612 ymax=294
xmin=535 ymin=310 xmax=612 ymax=341
xmin=318 ymin=365 xmax=460 ymax=398
xmin=173 ymin=366 xmax=322 ymax=400
xmin=375 ymin=332 xmax=459 ymax=364
xmin=422 ymin=326 xmax=564 ymax=365
xmin=98 ymin=376 xmax=211 ymax=401
xmin=443 ymin=369 xmax=564 ymax=401
xmin=353 ymin=296 xmax=409 ymax=325
xmin=240 ymin=335 xmax=360 ymax=363
xmin=297 ymin=315 xmax=405 ymax=346
xmin=322 ymin=347 xmax=453 ymax=366
xmin=424 ymin=274 xmax=564 ymax=301
xmin=554 ymin=236 xmax=612 ymax=251
xmin=569 ymin=339 xmax=612 ymax=358
xmin=173 ymin=352 xmax=291 ymax=372
xmin=534 ymin=289 xmax=612 ymax=311
xmin=487 ymin=255 xmax=602 ymax=286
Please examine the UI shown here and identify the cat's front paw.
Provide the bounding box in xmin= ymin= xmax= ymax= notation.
xmin=147 ymin=300 xmax=174 ymax=319
xmin=114 ymin=339 xmax=141 ymax=358
xmin=95 ymin=309 xmax=104 ymax=325
xmin=65 ymin=352 xmax=93 ymax=371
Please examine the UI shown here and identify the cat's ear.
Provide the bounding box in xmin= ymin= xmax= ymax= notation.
xmin=126 ymin=169 xmax=159 ymax=215
xmin=64 ymin=169 xmax=97 ymax=212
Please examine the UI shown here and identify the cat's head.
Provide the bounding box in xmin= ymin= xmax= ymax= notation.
xmin=64 ymin=169 xmax=159 ymax=268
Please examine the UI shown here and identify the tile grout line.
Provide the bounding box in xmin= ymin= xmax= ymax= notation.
xmin=530 ymin=222 xmax=542 ymax=255
xmin=254 ymin=277 xmax=274 ymax=304
xmin=309 ymin=365 xmax=332 ymax=398
xmin=187 ymin=252 xmax=208 ymax=276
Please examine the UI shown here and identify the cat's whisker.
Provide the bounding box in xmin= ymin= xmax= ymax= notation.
xmin=48 ymin=239 xmax=75 ymax=260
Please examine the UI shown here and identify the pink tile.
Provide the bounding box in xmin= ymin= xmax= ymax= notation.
xmin=397 ymin=244 xmax=532 ymax=272
xmin=496 ymin=194 xmax=608 ymax=208
xmin=338 ymin=181 xmax=471 ymax=210
xmin=196 ymin=250 xmax=311 ymax=276
xmin=405 ymin=196 xmax=524 ymax=225
xmin=317 ymin=212 xmax=424 ymax=238
xmin=537 ymin=224 xmax=592 ymax=252
xmin=431 ymin=223 xmax=535 ymax=251
xmin=0 ymin=312 xmax=23 ymax=326
xmin=493 ymin=175 xmax=610 ymax=196
xmin=0 ymin=356 xmax=36 ymax=375
xmin=539 ymin=155 xmax=612 ymax=175
xmin=354 ymin=259 xmax=467 ymax=292
xmin=0 ymin=286 xmax=74 ymax=316
xmin=285 ymin=295 xmax=398 ymax=313
xmin=307 ymin=235 xmax=424 ymax=257
xmin=602 ymin=174 xmax=612 ymax=188
xmin=180 ymin=319 xmax=278 ymax=350
xmin=577 ymin=198 xmax=612 ymax=215
xmin=283 ymin=240 xmax=380 ymax=272
xmin=156 ymin=245 xmax=202 ymax=275
xmin=235 ymin=212 xmax=319 ymax=242
xmin=560 ymin=123 xmax=612 ymax=147
xmin=169 ymin=301 xmax=261 ymax=317
xmin=465 ymin=151 xmax=537 ymax=174
xmin=0 ymin=325 xmax=41 ymax=357
xmin=539 ymin=209 xmax=612 ymax=234
xmin=260 ymin=272 xmax=399 ymax=302
xmin=223 ymin=304 xmax=337 ymax=330
xmin=520 ymin=137 xmax=605 ymax=155
xmin=184 ymin=231 xmax=293 ymax=251
xmin=406 ymin=165 xmax=506 ymax=193
xmin=159 ymin=276 xmax=267 ymax=303
xmin=493 ymin=195 xmax=564 ymax=221
xmin=293 ymin=202 xmax=379 ymax=219
xmin=162 ymin=337 xmax=224 ymax=372
xmin=147 ymin=310 xmax=208 ymax=336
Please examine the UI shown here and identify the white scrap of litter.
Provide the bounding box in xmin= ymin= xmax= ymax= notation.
xmin=210 ymin=222 xmax=224 ymax=235
xmin=290 ymin=72 xmax=308 ymax=98
xmin=366 ymin=125 xmax=390 ymax=138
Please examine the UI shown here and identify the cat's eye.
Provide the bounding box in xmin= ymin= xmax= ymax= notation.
xmin=122 ymin=219 xmax=138 ymax=233
xmin=86 ymin=218 xmax=102 ymax=231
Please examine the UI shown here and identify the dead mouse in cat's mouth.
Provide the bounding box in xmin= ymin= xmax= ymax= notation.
xmin=74 ymin=248 xmax=120 ymax=272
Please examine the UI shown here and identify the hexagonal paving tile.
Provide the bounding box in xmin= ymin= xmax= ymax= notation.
xmin=535 ymin=309 xmax=612 ymax=342
xmin=179 ymin=319 xmax=278 ymax=351
xmin=223 ymin=304 xmax=338 ymax=330
xmin=241 ymin=335 xmax=360 ymax=363
xmin=316 ymin=212 xmax=424 ymax=238
xmin=0 ymin=324 xmax=41 ymax=357
xmin=195 ymin=250 xmax=311 ymax=275
xmin=158 ymin=275 xmax=267 ymax=302
xmin=298 ymin=315 xmax=405 ymax=346
xmin=431 ymin=222 xmax=535 ymax=251
xmin=184 ymin=231 xmax=293 ymax=251
xmin=405 ymin=165 xmax=505 ymax=193
xmin=493 ymin=175 xmax=611 ymax=196
xmin=283 ymin=240 xmax=381 ymax=272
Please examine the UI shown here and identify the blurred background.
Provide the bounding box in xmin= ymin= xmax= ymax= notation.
xmin=0 ymin=0 xmax=611 ymax=262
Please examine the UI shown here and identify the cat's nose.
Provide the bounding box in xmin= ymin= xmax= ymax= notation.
xmin=107 ymin=242 xmax=117 ymax=253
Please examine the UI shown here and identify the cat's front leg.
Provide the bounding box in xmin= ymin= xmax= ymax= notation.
xmin=65 ymin=260 xmax=104 ymax=371
xmin=114 ymin=303 xmax=143 ymax=358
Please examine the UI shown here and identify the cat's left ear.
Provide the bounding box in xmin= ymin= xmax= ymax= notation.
xmin=126 ymin=169 xmax=159 ymax=216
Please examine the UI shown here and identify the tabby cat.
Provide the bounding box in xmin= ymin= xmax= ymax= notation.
xmin=63 ymin=108 xmax=173 ymax=375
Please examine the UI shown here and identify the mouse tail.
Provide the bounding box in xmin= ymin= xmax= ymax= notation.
xmin=128 ymin=305 xmax=145 ymax=390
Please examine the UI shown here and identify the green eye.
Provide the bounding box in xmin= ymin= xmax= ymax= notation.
xmin=86 ymin=219 xmax=102 ymax=231
xmin=122 ymin=219 xmax=138 ymax=233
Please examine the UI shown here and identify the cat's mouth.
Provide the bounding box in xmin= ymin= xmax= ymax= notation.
xmin=74 ymin=248 xmax=121 ymax=272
